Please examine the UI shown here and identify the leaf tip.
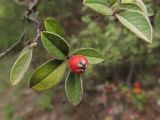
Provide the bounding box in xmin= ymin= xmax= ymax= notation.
xmin=45 ymin=17 xmax=53 ymax=20
xmin=147 ymin=40 xmax=152 ymax=44
xmin=71 ymin=101 xmax=81 ymax=106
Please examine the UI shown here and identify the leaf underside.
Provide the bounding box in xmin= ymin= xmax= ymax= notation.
xmin=10 ymin=47 xmax=32 ymax=86
xmin=83 ymin=0 xmax=113 ymax=15
xmin=116 ymin=10 xmax=152 ymax=43
xmin=65 ymin=71 xmax=83 ymax=105
xmin=119 ymin=3 xmax=142 ymax=12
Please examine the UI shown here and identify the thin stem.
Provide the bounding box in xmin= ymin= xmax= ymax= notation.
xmin=0 ymin=31 xmax=26 ymax=59
xmin=0 ymin=0 xmax=42 ymax=59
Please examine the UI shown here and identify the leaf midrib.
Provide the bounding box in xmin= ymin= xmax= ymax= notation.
xmin=43 ymin=34 xmax=66 ymax=58
xmin=31 ymin=63 xmax=62 ymax=87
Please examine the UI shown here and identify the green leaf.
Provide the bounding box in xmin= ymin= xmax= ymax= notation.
xmin=154 ymin=10 xmax=160 ymax=31
xmin=41 ymin=31 xmax=69 ymax=59
xmin=73 ymin=48 xmax=104 ymax=64
xmin=19 ymin=47 xmax=29 ymax=55
xmin=136 ymin=0 xmax=148 ymax=17
xmin=65 ymin=71 xmax=83 ymax=105
xmin=122 ymin=0 xmax=149 ymax=17
xmin=116 ymin=10 xmax=152 ymax=43
xmin=108 ymin=0 xmax=116 ymax=6
xmin=10 ymin=47 xmax=32 ymax=86
xmin=119 ymin=3 xmax=142 ymax=12
xmin=83 ymin=0 xmax=113 ymax=15
xmin=30 ymin=59 xmax=66 ymax=91
xmin=146 ymin=4 xmax=154 ymax=17
xmin=121 ymin=0 xmax=136 ymax=3
xmin=45 ymin=17 xmax=66 ymax=39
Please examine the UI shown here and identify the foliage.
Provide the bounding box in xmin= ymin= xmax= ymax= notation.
xmin=3 ymin=0 xmax=160 ymax=107
xmin=33 ymin=18 xmax=103 ymax=105
xmin=10 ymin=47 xmax=32 ymax=86
xmin=69 ymin=0 xmax=160 ymax=80
xmin=83 ymin=0 xmax=153 ymax=42
xmin=30 ymin=59 xmax=67 ymax=91
xmin=73 ymin=48 xmax=104 ymax=64
xmin=65 ymin=71 xmax=83 ymax=105
xmin=10 ymin=17 xmax=103 ymax=105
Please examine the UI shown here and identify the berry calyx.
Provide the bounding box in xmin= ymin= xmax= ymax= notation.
xmin=68 ymin=55 xmax=88 ymax=74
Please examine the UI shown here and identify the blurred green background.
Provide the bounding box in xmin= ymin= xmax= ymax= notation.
xmin=0 ymin=0 xmax=160 ymax=120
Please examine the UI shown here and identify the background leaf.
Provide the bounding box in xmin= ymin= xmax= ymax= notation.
xmin=10 ymin=47 xmax=32 ymax=86
xmin=116 ymin=10 xmax=152 ymax=43
xmin=41 ymin=31 xmax=69 ymax=59
xmin=45 ymin=17 xmax=66 ymax=39
xmin=121 ymin=0 xmax=148 ymax=17
xmin=30 ymin=59 xmax=66 ymax=91
xmin=119 ymin=3 xmax=142 ymax=12
xmin=73 ymin=48 xmax=104 ymax=64
xmin=121 ymin=0 xmax=136 ymax=3
xmin=65 ymin=71 xmax=83 ymax=105
xmin=154 ymin=10 xmax=160 ymax=31
xmin=136 ymin=0 xmax=148 ymax=17
xmin=108 ymin=0 xmax=116 ymax=6
xmin=83 ymin=0 xmax=113 ymax=15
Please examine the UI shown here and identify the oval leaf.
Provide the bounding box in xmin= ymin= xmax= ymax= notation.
xmin=41 ymin=31 xmax=69 ymax=59
xmin=121 ymin=0 xmax=136 ymax=3
xmin=45 ymin=17 xmax=66 ymax=39
xmin=116 ymin=10 xmax=152 ymax=43
xmin=119 ymin=3 xmax=142 ymax=12
xmin=121 ymin=0 xmax=148 ymax=17
xmin=30 ymin=59 xmax=66 ymax=91
xmin=136 ymin=0 xmax=148 ymax=17
xmin=65 ymin=71 xmax=83 ymax=105
xmin=10 ymin=47 xmax=32 ymax=86
xmin=73 ymin=48 xmax=104 ymax=64
xmin=83 ymin=0 xmax=113 ymax=15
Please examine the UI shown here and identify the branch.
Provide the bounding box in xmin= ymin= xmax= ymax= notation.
xmin=0 ymin=0 xmax=41 ymax=59
xmin=24 ymin=0 xmax=40 ymax=26
xmin=24 ymin=0 xmax=41 ymax=46
xmin=0 ymin=31 xmax=26 ymax=59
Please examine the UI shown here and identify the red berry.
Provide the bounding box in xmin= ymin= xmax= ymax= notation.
xmin=133 ymin=82 xmax=141 ymax=88
xmin=69 ymin=55 xmax=88 ymax=74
